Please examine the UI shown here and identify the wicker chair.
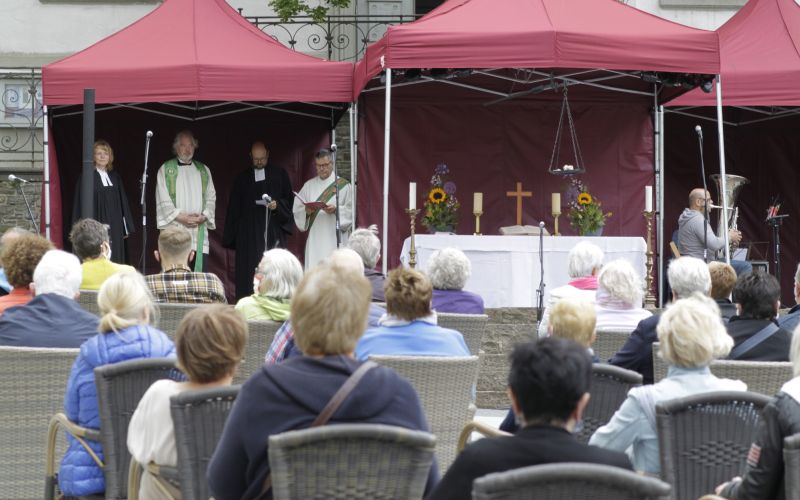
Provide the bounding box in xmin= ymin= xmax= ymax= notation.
xmin=167 ymin=385 xmax=239 ymax=500
xmin=594 ymin=329 xmax=634 ymax=363
xmin=437 ymin=313 xmax=489 ymax=355
xmin=94 ymin=358 xmax=186 ymax=499
xmin=78 ymin=290 xmax=100 ymax=315
xmin=155 ymin=303 xmax=199 ymax=340
xmin=368 ymin=355 xmax=479 ymax=471
xmin=471 ymin=462 xmax=672 ymax=500
xmin=784 ymin=433 xmax=800 ymax=499
xmin=652 ymin=342 xmax=793 ymax=396
xmin=656 ymin=391 xmax=771 ymax=500
xmin=576 ymin=364 xmax=643 ymax=443
xmin=268 ymin=424 xmax=436 ymax=500
xmin=234 ymin=320 xmax=282 ymax=384
xmin=0 ymin=347 xmax=78 ymax=499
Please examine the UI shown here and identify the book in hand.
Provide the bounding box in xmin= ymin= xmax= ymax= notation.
xmin=293 ymin=192 xmax=328 ymax=211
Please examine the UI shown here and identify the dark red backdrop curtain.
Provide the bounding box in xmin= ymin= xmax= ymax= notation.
xmin=50 ymin=107 xmax=330 ymax=300
xmin=356 ymin=85 xmax=655 ymax=269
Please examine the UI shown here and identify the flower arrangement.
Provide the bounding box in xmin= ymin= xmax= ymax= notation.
xmin=421 ymin=163 xmax=460 ymax=233
xmin=567 ymin=177 xmax=612 ymax=236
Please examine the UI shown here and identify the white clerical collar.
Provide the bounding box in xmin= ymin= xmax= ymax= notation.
xmin=254 ymin=168 xmax=266 ymax=182
xmin=96 ymin=168 xmax=112 ymax=187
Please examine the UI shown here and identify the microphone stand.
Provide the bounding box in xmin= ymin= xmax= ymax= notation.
xmin=331 ymin=145 xmax=342 ymax=248
xmin=767 ymin=214 xmax=788 ymax=283
xmin=139 ymin=132 xmax=152 ymax=274
xmin=696 ymin=129 xmax=710 ymax=263
xmin=13 ymin=180 xmax=39 ymax=234
xmin=536 ymin=221 xmax=546 ymax=322
xmin=262 ymin=194 xmax=272 ymax=252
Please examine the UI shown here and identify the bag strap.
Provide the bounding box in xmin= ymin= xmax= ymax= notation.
xmin=729 ymin=322 xmax=780 ymax=359
xmin=258 ymin=360 xmax=378 ymax=499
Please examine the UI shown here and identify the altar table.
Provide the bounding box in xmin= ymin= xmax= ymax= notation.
xmin=400 ymin=235 xmax=647 ymax=308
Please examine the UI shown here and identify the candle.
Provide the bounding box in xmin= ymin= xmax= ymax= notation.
xmin=473 ymin=192 xmax=483 ymax=214
xmin=409 ymin=182 xmax=416 ymax=210
xmin=551 ymin=193 xmax=561 ymax=214
xmin=645 ymin=185 xmax=653 ymax=212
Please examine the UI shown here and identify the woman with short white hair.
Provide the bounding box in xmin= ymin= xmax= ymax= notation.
xmin=594 ymin=259 xmax=651 ymax=331
xmin=235 ymin=248 xmax=303 ymax=321
xmin=590 ymin=294 xmax=746 ymax=475
xmin=348 ymin=226 xmax=385 ymax=302
xmin=537 ymin=241 xmax=604 ymax=337
xmin=426 ymin=247 xmax=484 ymax=314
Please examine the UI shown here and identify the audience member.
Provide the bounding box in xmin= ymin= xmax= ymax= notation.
xmin=0 ymin=250 xmax=97 ymax=347
xmin=609 ymin=256 xmax=711 ymax=383
xmin=0 ymin=234 xmax=52 ymax=314
xmin=348 ymin=226 xmax=385 ymax=302
xmin=128 ymin=304 xmax=246 ymax=499
xmin=145 ymin=225 xmax=226 ymax=303
xmin=70 ymin=218 xmax=135 ymax=290
xmin=235 ymin=248 xmax=302 ymax=321
xmin=716 ymin=324 xmax=800 ymax=499
xmin=263 ymin=249 xmax=386 ymax=364
xmin=778 ymin=263 xmax=800 ymax=334
xmin=0 ymin=227 xmax=31 ymax=294
xmin=58 ymin=272 xmax=175 ymax=497
xmin=709 ymin=261 xmax=738 ymax=321
xmin=538 ymin=241 xmax=603 ymax=337
xmin=208 ymin=263 xmax=437 ymax=500
xmin=590 ymin=294 xmax=746 ymax=475
xmin=356 ymin=267 xmax=470 ymax=359
xmin=427 ymin=338 xmax=632 ymax=500
xmin=727 ymin=271 xmax=791 ymax=361
xmin=594 ymin=259 xmax=651 ymax=331
xmin=427 ymin=247 xmax=484 ymax=314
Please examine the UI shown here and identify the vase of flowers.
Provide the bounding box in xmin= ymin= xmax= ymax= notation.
xmin=422 ymin=163 xmax=460 ymax=233
xmin=567 ymin=177 xmax=612 ymax=236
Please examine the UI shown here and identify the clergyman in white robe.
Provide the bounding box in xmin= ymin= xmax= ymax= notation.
xmin=293 ymin=175 xmax=353 ymax=270
xmin=155 ymin=162 xmax=217 ymax=255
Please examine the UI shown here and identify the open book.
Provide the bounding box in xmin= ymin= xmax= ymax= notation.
xmin=293 ymin=191 xmax=328 ymax=211
xmin=499 ymin=224 xmax=550 ymax=236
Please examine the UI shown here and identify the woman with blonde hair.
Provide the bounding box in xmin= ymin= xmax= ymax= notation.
xmin=590 ymin=294 xmax=746 ymax=475
xmin=128 ymin=305 xmax=248 ymax=499
xmin=58 ymin=272 xmax=174 ymax=498
xmin=72 ymin=139 xmax=135 ymax=264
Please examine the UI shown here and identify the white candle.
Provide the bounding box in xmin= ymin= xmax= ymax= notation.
xmin=551 ymin=193 xmax=561 ymax=214
xmin=473 ymin=192 xmax=483 ymax=214
xmin=645 ymin=185 xmax=653 ymax=212
xmin=409 ymin=182 xmax=416 ymax=210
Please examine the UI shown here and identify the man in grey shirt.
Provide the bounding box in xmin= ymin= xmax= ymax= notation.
xmin=677 ymin=188 xmax=752 ymax=276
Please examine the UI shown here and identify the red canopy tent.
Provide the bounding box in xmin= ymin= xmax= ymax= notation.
xmin=41 ymin=0 xmax=355 ymax=297
xmin=352 ymin=0 xmax=724 ymax=299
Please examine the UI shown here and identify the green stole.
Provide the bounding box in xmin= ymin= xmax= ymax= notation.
xmin=306 ymin=177 xmax=350 ymax=231
xmin=163 ymin=159 xmax=209 ymax=271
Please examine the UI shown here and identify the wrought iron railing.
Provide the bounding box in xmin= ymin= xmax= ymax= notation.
xmin=0 ymin=68 xmax=43 ymax=172
xmin=242 ymin=14 xmax=420 ymax=61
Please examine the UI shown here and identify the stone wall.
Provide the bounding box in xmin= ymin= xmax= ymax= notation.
xmin=0 ymin=176 xmax=42 ymax=234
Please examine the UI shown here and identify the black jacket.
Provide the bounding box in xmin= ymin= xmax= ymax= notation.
xmin=726 ymin=317 xmax=791 ymax=361
xmin=721 ymin=386 xmax=800 ymax=500
xmin=609 ymin=315 xmax=660 ymax=384
xmin=425 ymin=425 xmax=632 ymax=500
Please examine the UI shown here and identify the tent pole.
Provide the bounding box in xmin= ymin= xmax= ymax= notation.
xmin=350 ymin=102 xmax=358 ymax=228
xmin=715 ymin=75 xmax=730 ymax=263
xmin=657 ymin=104 xmax=665 ymax=307
xmin=81 ymin=89 xmax=95 ymax=219
xmin=382 ymin=70 xmax=391 ymax=276
xmin=43 ymin=104 xmax=51 ymax=241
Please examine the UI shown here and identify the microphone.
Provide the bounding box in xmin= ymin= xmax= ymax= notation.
xmin=694 ymin=125 xmax=703 ymax=139
xmin=8 ymin=174 xmax=29 ymax=184
xmin=146 ymin=130 xmax=154 ymax=139
xmin=330 ymin=144 xmax=337 ymax=152
xmin=261 ymin=193 xmax=272 ymax=203
xmin=539 ymin=221 xmax=545 ymax=229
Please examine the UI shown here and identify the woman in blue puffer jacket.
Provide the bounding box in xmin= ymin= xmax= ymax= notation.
xmin=58 ymin=271 xmax=175 ymax=497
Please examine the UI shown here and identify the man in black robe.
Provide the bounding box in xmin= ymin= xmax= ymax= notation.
xmin=223 ymin=141 xmax=293 ymax=300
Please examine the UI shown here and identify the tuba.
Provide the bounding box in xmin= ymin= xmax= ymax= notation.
xmin=710 ymin=174 xmax=749 ymax=252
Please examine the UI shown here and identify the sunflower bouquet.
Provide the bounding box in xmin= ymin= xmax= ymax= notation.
xmin=567 ymin=177 xmax=612 ymax=236
xmin=421 ymin=163 xmax=460 ymax=233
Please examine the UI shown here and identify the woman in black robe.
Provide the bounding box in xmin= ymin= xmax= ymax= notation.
xmin=72 ymin=140 xmax=135 ymax=264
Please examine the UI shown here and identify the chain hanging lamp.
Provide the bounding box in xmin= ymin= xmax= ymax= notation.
xmin=548 ymin=86 xmax=586 ymax=176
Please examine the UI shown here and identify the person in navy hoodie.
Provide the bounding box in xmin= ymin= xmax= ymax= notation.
xmin=58 ymin=271 xmax=175 ymax=497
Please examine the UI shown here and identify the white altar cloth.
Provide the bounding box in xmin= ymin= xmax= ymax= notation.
xmin=400 ymin=235 xmax=647 ymax=308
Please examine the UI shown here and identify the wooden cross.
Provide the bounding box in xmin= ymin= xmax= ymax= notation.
xmin=506 ymin=182 xmax=532 ymax=226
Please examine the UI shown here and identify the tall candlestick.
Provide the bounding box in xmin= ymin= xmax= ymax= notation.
xmin=473 ymin=192 xmax=483 ymax=214
xmin=643 ymin=210 xmax=656 ymax=308
xmin=406 ymin=208 xmax=420 ymax=268
xmin=409 ymin=182 xmax=417 ymax=210
xmin=551 ymin=193 xmax=561 ymax=215
xmin=645 ymin=185 xmax=653 ymax=213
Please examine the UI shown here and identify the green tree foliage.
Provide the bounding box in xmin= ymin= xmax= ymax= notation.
xmin=269 ymin=0 xmax=352 ymax=23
